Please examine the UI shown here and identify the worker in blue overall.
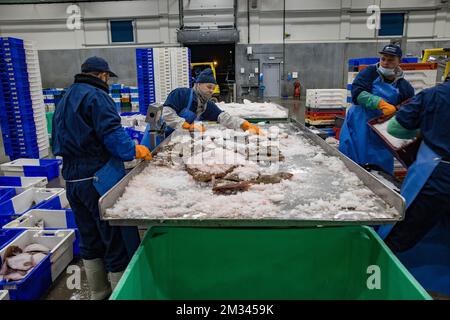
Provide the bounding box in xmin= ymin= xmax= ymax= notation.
xmin=161 ymin=68 xmax=262 ymax=136
xmin=52 ymin=57 xmax=152 ymax=300
xmin=339 ymin=44 xmax=415 ymax=175
xmin=379 ymin=80 xmax=450 ymax=253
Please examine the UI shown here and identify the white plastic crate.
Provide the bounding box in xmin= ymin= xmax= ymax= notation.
xmin=3 ymin=209 xmax=73 ymax=230
xmin=0 ymin=290 xmax=9 ymax=300
xmin=0 ymin=188 xmax=66 ymax=214
xmin=0 ymin=177 xmax=48 ymax=192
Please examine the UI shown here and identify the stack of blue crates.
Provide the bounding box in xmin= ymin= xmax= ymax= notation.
xmin=109 ymin=83 xmax=122 ymax=112
xmin=42 ymin=88 xmax=66 ymax=112
xmin=348 ymin=57 xmax=419 ymax=72
xmin=136 ymin=48 xmax=156 ymax=115
xmin=0 ymin=37 xmax=41 ymax=160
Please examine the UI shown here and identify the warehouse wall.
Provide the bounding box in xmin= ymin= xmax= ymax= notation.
xmin=1 ymin=0 xmax=450 ymax=94
xmin=235 ymin=39 xmax=450 ymax=98
xmin=1 ymin=0 xmax=450 ymax=49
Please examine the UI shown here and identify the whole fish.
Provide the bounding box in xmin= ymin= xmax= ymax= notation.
xmin=23 ymin=244 xmax=50 ymax=254
xmin=31 ymin=253 xmax=47 ymax=266
xmin=6 ymin=253 xmax=33 ymax=271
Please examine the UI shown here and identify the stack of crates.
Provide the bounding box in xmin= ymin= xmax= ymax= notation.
xmin=170 ymin=47 xmax=191 ymax=90
xmin=153 ymin=48 xmax=172 ymax=107
xmin=129 ymin=86 xmax=139 ymax=112
xmin=42 ymin=88 xmax=66 ymax=112
xmin=120 ymin=85 xmax=131 ymax=111
xmin=0 ymin=37 xmax=49 ymax=160
xmin=305 ymin=89 xmax=347 ymax=127
xmin=109 ymin=84 xmax=122 ymax=112
xmin=136 ymin=47 xmax=191 ymax=115
xmin=136 ymin=48 xmax=156 ymax=114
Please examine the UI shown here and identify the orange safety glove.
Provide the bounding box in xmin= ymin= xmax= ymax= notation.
xmin=377 ymin=100 xmax=397 ymax=117
xmin=182 ymin=121 xmax=206 ymax=132
xmin=135 ymin=145 xmax=152 ymax=161
xmin=241 ymin=121 xmax=263 ymax=135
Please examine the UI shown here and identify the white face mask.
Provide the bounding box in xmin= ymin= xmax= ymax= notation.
xmin=378 ymin=65 xmax=396 ymax=77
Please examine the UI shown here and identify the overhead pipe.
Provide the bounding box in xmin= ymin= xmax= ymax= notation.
xmin=179 ymin=0 xmax=184 ymax=30
xmin=282 ymin=0 xmax=286 ymax=80
xmin=247 ymin=0 xmax=250 ymax=44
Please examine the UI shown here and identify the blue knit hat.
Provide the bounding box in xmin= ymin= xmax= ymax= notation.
xmin=195 ymin=68 xmax=217 ymax=84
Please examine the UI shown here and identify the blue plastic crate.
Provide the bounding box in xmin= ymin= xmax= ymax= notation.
xmin=0 ymin=37 xmax=24 ymax=45
xmin=0 ymin=188 xmax=66 ymax=227
xmin=0 ymin=229 xmax=75 ymax=300
xmin=0 ymin=188 xmax=16 ymax=204
xmin=0 ymin=229 xmax=24 ymax=249
xmin=0 ymin=254 xmax=52 ymax=300
xmin=124 ymin=127 xmax=144 ymax=143
xmin=120 ymin=112 xmax=140 ymax=117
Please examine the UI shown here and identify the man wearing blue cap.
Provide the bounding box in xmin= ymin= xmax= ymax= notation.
xmin=339 ymin=44 xmax=415 ymax=175
xmin=52 ymin=56 xmax=152 ymax=299
xmin=162 ymin=68 xmax=262 ymax=135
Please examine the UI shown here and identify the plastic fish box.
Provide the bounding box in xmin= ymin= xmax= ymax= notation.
xmin=0 ymin=187 xmax=66 ymax=227
xmin=0 ymin=290 xmax=9 ymax=300
xmin=0 ymin=176 xmax=47 ymax=193
xmin=111 ymin=226 xmax=431 ymax=300
xmin=0 ymin=158 xmax=60 ymax=180
xmin=0 ymin=229 xmax=75 ymax=300
xmin=0 ymin=188 xmax=16 ymax=203
xmin=0 ymin=229 xmax=24 ymax=250
xmin=2 ymin=209 xmax=79 ymax=256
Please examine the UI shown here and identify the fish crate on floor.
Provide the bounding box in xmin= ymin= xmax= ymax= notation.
xmin=2 ymin=209 xmax=79 ymax=256
xmin=0 ymin=176 xmax=47 ymax=193
xmin=110 ymin=226 xmax=431 ymax=300
xmin=0 ymin=229 xmax=75 ymax=300
xmin=0 ymin=187 xmax=66 ymax=227
xmin=0 ymin=158 xmax=60 ymax=180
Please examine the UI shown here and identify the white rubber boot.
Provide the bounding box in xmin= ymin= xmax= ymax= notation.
xmin=83 ymin=258 xmax=112 ymax=300
xmin=109 ymin=271 xmax=124 ymax=291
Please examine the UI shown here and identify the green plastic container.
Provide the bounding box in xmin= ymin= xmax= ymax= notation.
xmin=111 ymin=226 xmax=431 ymax=300
xmin=46 ymin=112 xmax=54 ymax=135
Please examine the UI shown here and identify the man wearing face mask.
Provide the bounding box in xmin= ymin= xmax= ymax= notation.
xmin=339 ymin=44 xmax=415 ymax=175
xmin=52 ymin=56 xmax=152 ymax=299
xmin=162 ymin=68 xmax=262 ymax=135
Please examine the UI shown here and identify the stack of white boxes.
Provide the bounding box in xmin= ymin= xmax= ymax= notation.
xmin=153 ymin=48 xmax=172 ymax=104
xmin=402 ymin=69 xmax=437 ymax=93
xmin=305 ymin=89 xmax=348 ymax=126
xmin=170 ymin=47 xmax=191 ymax=90
xmin=23 ymin=41 xmax=49 ymax=158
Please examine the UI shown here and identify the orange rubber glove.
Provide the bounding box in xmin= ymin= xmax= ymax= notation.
xmin=241 ymin=121 xmax=263 ymax=135
xmin=377 ymin=100 xmax=397 ymax=117
xmin=182 ymin=121 xmax=206 ymax=132
xmin=135 ymin=145 xmax=152 ymax=161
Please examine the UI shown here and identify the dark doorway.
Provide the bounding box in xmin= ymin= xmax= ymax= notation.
xmin=186 ymin=44 xmax=235 ymax=102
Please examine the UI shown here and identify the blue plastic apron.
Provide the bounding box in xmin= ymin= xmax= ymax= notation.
xmin=377 ymin=141 xmax=441 ymax=239
xmin=339 ymin=76 xmax=399 ymax=174
xmin=142 ymin=89 xmax=195 ymax=149
xmin=92 ymin=158 xmax=141 ymax=260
